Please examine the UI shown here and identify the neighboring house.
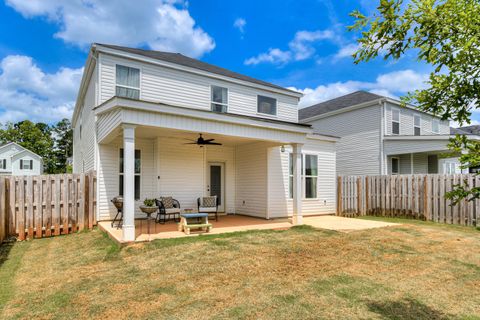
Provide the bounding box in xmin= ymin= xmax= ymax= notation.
xmin=72 ymin=43 xmax=337 ymax=241
xmin=0 ymin=142 xmax=43 ymax=176
xmin=299 ymin=91 xmax=480 ymax=176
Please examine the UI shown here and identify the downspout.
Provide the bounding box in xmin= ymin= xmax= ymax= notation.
xmin=379 ymin=100 xmax=386 ymax=175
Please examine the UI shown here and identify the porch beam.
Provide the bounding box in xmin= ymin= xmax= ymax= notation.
xmin=292 ymin=143 xmax=303 ymax=225
xmin=122 ymin=124 xmax=136 ymax=242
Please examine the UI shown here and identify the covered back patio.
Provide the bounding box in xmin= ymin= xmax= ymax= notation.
xmin=95 ymin=97 xmax=321 ymax=242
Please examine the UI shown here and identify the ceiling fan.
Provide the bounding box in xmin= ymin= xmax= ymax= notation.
xmin=184 ymin=134 xmax=222 ymax=146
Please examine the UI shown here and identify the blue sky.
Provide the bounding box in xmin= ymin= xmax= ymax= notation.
xmin=0 ymin=0 xmax=477 ymax=125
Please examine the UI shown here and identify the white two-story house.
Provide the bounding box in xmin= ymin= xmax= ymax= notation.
xmin=299 ymin=91 xmax=479 ymax=176
xmin=72 ymin=44 xmax=337 ymax=241
xmin=0 ymin=142 xmax=43 ymax=176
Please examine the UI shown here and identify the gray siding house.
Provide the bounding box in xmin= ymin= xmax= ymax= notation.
xmin=299 ymin=91 xmax=479 ymax=176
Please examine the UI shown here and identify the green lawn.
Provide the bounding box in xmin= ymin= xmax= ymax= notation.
xmin=0 ymin=218 xmax=479 ymax=319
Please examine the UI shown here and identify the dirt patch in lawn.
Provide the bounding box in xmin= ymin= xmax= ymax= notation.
xmin=0 ymin=221 xmax=479 ymax=319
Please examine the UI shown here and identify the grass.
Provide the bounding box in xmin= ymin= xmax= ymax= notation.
xmin=0 ymin=219 xmax=479 ymax=319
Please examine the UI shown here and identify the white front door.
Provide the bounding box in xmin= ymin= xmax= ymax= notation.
xmin=207 ymin=162 xmax=225 ymax=212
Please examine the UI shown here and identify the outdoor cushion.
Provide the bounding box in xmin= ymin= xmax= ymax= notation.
xmin=202 ymin=196 xmax=217 ymax=207
xmin=165 ymin=208 xmax=180 ymax=214
xmin=198 ymin=206 xmax=217 ymax=213
xmin=159 ymin=196 xmax=174 ymax=208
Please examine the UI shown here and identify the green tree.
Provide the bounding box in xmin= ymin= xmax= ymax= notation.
xmin=350 ymin=0 xmax=480 ymax=203
xmin=52 ymin=118 xmax=73 ymax=173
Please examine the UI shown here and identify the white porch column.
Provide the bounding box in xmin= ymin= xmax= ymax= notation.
xmin=122 ymin=124 xmax=136 ymax=242
xmin=292 ymin=143 xmax=303 ymax=225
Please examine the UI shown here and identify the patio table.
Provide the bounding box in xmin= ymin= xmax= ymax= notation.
xmin=178 ymin=213 xmax=212 ymax=235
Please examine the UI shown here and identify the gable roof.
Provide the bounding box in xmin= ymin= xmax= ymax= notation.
xmin=96 ymin=43 xmax=301 ymax=96
xmin=299 ymin=91 xmax=383 ymax=120
xmin=0 ymin=142 xmax=42 ymax=159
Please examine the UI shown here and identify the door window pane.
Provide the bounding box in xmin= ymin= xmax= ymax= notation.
xmin=119 ymin=148 xmax=141 ymax=200
xmin=210 ymin=165 xmax=222 ymax=205
xmin=305 ymin=177 xmax=317 ymax=199
xmin=305 ymin=155 xmax=318 ymax=176
xmin=391 ymin=158 xmax=399 ymax=174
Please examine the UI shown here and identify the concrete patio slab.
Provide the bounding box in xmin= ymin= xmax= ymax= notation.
xmin=303 ymin=216 xmax=399 ymax=232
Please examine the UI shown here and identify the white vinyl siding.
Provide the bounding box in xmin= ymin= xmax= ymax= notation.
xmin=385 ymin=102 xmax=449 ymax=136
xmin=306 ymin=104 xmax=382 ymax=176
xmin=98 ymin=54 xmax=298 ymax=122
xmin=267 ymin=139 xmax=336 ymax=218
xmin=73 ymin=64 xmax=97 ymax=173
xmin=235 ymin=142 xmax=268 ymax=217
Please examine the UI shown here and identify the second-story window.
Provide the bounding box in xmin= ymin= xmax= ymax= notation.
xmin=116 ymin=65 xmax=140 ymax=99
xmin=432 ymin=119 xmax=440 ymax=134
xmin=257 ymin=95 xmax=277 ymax=115
xmin=414 ymin=115 xmax=421 ymax=136
xmin=392 ymin=108 xmax=400 ymax=135
xmin=211 ymin=86 xmax=228 ymax=113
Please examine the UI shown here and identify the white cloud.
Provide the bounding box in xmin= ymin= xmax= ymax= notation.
xmin=333 ymin=43 xmax=359 ymax=60
xmin=245 ymin=29 xmax=336 ymax=65
xmin=292 ymin=69 xmax=429 ymax=108
xmin=233 ymin=18 xmax=246 ymax=34
xmin=244 ymin=48 xmax=292 ymax=66
xmin=0 ymin=55 xmax=83 ymax=124
xmin=5 ymin=0 xmax=215 ymax=58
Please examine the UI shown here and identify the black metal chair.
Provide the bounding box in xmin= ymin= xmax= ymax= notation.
xmin=197 ymin=196 xmax=219 ymax=221
xmin=155 ymin=198 xmax=181 ymax=224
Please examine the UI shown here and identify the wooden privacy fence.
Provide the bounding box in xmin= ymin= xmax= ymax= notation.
xmin=337 ymin=174 xmax=479 ymax=226
xmin=0 ymin=171 xmax=96 ymax=242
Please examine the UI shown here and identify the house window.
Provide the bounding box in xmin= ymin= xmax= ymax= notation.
xmin=288 ymin=153 xmax=318 ymax=199
xmin=304 ymin=154 xmax=318 ymax=199
xmin=20 ymin=159 xmax=33 ymax=170
xmin=391 ymin=157 xmax=399 ymax=175
xmin=116 ymin=65 xmax=140 ymax=99
xmin=0 ymin=159 xmax=5 ymax=169
xmin=445 ymin=162 xmax=456 ymax=174
xmin=119 ymin=149 xmax=141 ymax=200
xmin=392 ymin=108 xmax=400 ymax=135
xmin=414 ymin=115 xmax=421 ymax=136
xmin=257 ymin=95 xmax=277 ymax=115
xmin=211 ymin=86 xmax=228 ymax=113
xmin=432 ymin=119 xmax=440 ymax=134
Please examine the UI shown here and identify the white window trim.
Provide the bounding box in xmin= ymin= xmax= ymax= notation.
xmin=432 ymin=118 xmax=440 ymax=134
xmin=114 ymin=63 xmax=142 ymax=99
xmin=391 ymin=157 xmax=400 ymax=175
xmin=210 ymin=85 xmax=229 ymax=112
xmin=256 ymin=95 xmax=278 ymax=117
xmin=119 ymin=147 xmax=142 ymax=200
xmin=288 ymin=152 xmax=319 ymax=200
xmin=413 ymin=114 xmax=421 ymax=135
xmin=391 ymin=108 xmax=400 ymax=135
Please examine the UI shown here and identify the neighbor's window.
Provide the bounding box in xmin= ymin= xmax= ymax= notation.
xmin=445 ymin=162 xmax=456 ymax=174
xmin=257 ymin=95 xmax=277 ymax=115
xmin=116 ymin=65 xmax=140 ymax=99
xmin=391 ymin=157 xmax=399 ymax=175
xmin=288 ymin=153 xmax=318 ymax=199
xmin=211 ymin=86 xmax=228 ymax=113
xmin=20 ymin=159 xmax=33 ymax=170
xmin=119 ymin=148 xmax=141 ymax=200
xmin=0 ymin=159 xmax=5 ymax=169
xmin=414 ymin=115 xmax=421 ymax=136
xmin=392 ymin=108 xmax=400 ymax=135
xmin=432 ymin=119 xmax=440 ymax=134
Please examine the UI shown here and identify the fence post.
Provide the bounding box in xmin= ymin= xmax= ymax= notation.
xmin=337 ymin=176 xmax=342 ymax=216
xmin=0 ymin=178 xmax=5 ymax=242
xmin=423 ymin=175 xmax=429 ymax=221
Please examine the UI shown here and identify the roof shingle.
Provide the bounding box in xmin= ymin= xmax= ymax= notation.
xmin=298 ymin=91 xmax=383 ymax=120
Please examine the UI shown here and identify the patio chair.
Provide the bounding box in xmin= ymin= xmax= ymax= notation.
xmin=197 ymin=196 xmax=219 ymax=221
xmin=155 ymin=197 xmax=181 ymax=224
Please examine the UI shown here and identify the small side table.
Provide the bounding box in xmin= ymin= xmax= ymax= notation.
xmin=140 ymin=206 xmax=158 ymax=240
xmin=178 ymin=213 xmax=212 ymax=235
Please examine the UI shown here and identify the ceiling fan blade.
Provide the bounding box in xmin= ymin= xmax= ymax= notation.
xmin=203 ymin=138 xmax=215 ymax=142
xmin=184 ymin=142 xmax=199 ymax=144
xmin=206 ymin=142 xmax=222 ymax=145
